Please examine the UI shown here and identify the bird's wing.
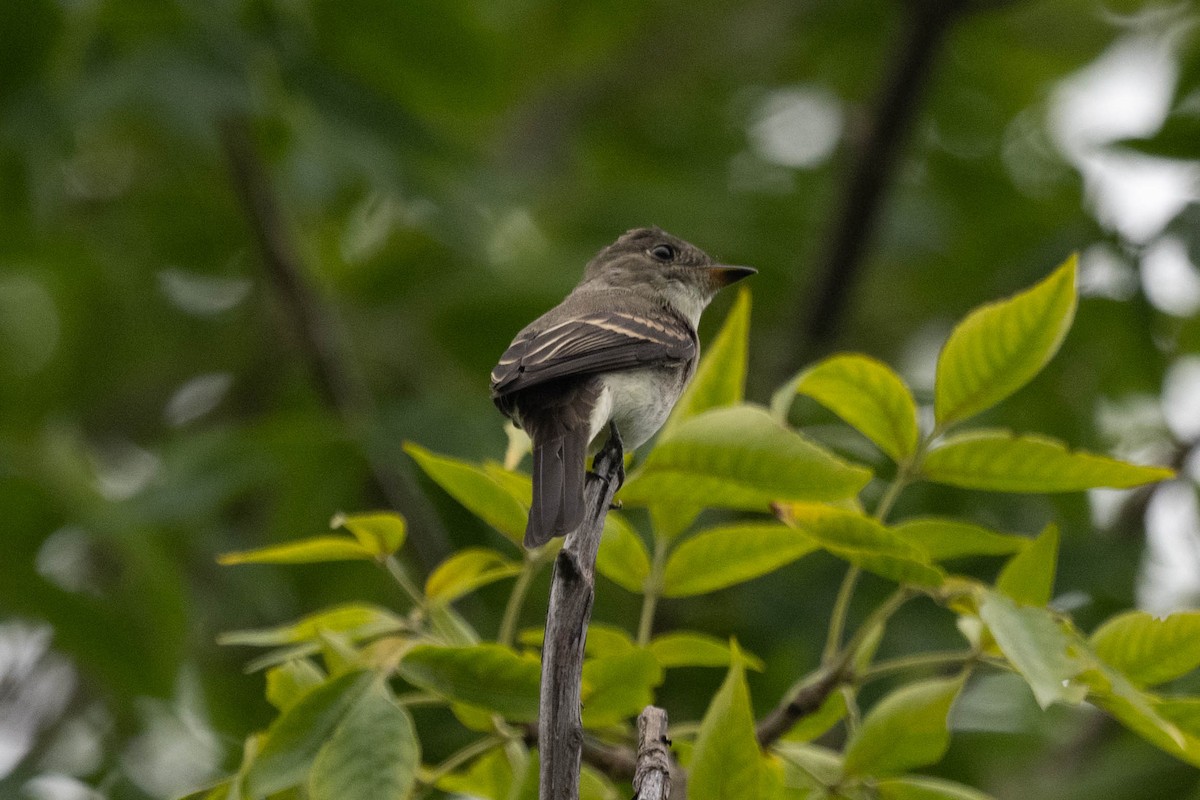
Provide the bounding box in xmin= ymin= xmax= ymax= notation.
xmin=490 ymin=306 xmax=695 ymax=398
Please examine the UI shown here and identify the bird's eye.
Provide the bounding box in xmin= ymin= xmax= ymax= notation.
xmin=650 ymin=244 xmax=676 ymax=261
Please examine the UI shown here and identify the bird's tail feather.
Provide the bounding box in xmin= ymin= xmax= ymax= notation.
xmin=524 ymin=421 xmax=589 ymax=548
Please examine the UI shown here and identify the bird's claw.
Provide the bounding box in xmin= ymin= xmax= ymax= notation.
xmin=597 ymin=421 xmax=626 ymax=490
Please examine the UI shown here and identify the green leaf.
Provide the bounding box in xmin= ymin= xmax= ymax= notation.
xmin=663 ymin=286 xmax=751 ymax=435
xmin=400 ymin=644 xmax=540 ymax=721
xmin=923 ymin=430 xmax=1174 ymax=492
xmin=995 ymin=524 xmax=1058 ymax=606
xmin=424 ymin=548 xmax=522 ymax=604
xmin=309 ymin=681 xmax=420 ymax=800
xmin=1157 ymin=697 xmax=1200 ymax=741
xmin=482 ymin=461 xmax=532 ymax=505
xmin=404 ymin=442 xmax=529 ymax=545
xmin=690 ymin=648 xmax=763 ymax=800
xmin=1080 ymin=661 xmax=1196 ymax=765
xmin=621 ymin=405 xmax=872 ymax=511
xmin=1090 ymin=610 xmax=1200 ymax=687
xmin=649 ymin=632 xmax=765 ymax=671
xmin=318 ymin=630 xmax=363 ymax=676
xmin=661 ymin=523 xmax=819 ymax=598
xmin=219 ymin=604 xmax=405 ymax=648
xmin=331 ymin=511 xmax=407 ymax=556
xmin=649 ymin=502 xmax=703 ymax=542
xmin=266 ymin=660 xmax=326 ymax=711
xmin=843 ymin=676 xmax=963 ymax=777
xmin=934 ymin=256 xmax=1077 ymax=427
xmin=758 ymin=756 xmax=785 ymax=799
xmin=580 ymin=765 xmax=621 ymax=800
xmin=175 ymin=781 xmax=235 ymax=800
xmin=585 ymin=624 xmax=636 ymax=657
xmin=892 ymin=517 xmax=1028 ymax=561
xmin=780 ymin=690 xmax=847 ymax=743
xmin=449 ymin=702 xmax=499 ymax=734
xmin=510 ymin=747 xmax=539 ymax=800
xmin=245 ymin=671 xmax=374 ymax=797
xmin=773 ymin=742 xmax=843 ymax=791
xmin=436 ymin=747 xmax=514 ymax=798
xmin=489 ymin=750 xmax=619 ymax=800
xmin=246 ymin=643 xmax=326 ymax=674
xmin=777 ymin=354 xmax=919 ymax=463
xmin=218 ymin=536 xmax=375 ymax=566
xmin=596 ymin=512 xmax=651 ymax=593
xmin=875 ymin=776 xmax=997 ymax=800
xmin=427 ymin=603 xmax=481 ymax=646
xmin=780 ymin=505 xmax=944 ymax=587
xmin=978 ymin=591 xmax=1087 ymax=709
xmin=580 ymin=649 xmax=663 ymax=727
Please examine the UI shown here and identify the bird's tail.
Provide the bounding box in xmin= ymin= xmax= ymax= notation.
xmin=525 ymin=418 xmax=588 ymax=548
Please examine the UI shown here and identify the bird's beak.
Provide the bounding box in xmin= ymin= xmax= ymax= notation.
xmin=706 ymin=264 xmax=757 ymax=289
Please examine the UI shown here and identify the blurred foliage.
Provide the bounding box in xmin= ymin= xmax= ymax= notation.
xmin=174 ymin=267 xmax=1186 ymax=800
xmin=2 ymin=0 xmax=1199 ymax=798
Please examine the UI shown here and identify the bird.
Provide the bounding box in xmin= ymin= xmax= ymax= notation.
xmin=490 ymin=226 xmax=755 ymax=548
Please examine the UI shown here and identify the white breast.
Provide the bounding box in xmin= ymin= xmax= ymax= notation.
xmin=587 ymin=366 xmax=688 ymax=451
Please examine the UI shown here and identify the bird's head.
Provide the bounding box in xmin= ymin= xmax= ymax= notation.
xmin=579 ymin=227 xmax=756 ymax=323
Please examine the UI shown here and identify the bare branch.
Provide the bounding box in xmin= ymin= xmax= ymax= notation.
xmin=219 ymin=118 xmax=451 ymax=571
xmin=538 ymin=434 xmax=624 ymax=798
xmin=755 ymin=666 xmax=845 ymax=748
xmin=634 ymin=706 xmax=674 ymax=800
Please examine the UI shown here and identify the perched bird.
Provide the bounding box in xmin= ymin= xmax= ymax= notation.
xmin=490 ymin=227 xmax=755 ymax=547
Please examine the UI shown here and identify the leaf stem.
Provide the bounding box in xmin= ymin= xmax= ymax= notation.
xmin=822 ymin=565 xmax=861 ymax=665
xmin=873 ymin=472 xmax=908 ymax=523
xmin=637 ymin=537 xmax=670 ymax=646
xmin=823 ymin=450 xmax=920 ymax=665
xmin=384 ymin=554 xmax=424 ymax=606
xmin=419 ymin=735 xmax=504 ymax=791
xmin=845 ymin=587 xmax=912 ymax=658
xmin=829 ymin=586 xmax=913 ymax=677
xmin=855 ymin=649 xmax=977 ymax=684
xmin=874 ymin=444 xmax=924 ymax=524
xmin=841 ymin=685 xmax=862 ymax=734
xmin=498 ymin=552 xmax=545 ymax=647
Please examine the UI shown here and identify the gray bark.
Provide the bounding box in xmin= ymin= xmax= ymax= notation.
xmin=633 ymin=706 xmax=673 ymax=800
xmin=537 ymin=436 xmax=623 ymax=799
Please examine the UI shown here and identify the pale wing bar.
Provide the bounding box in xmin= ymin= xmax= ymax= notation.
xmin=490 ymin=309 xmax=694 ymax=398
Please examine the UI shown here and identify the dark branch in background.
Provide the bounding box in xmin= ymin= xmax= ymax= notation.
xmin=219 ymin=118 xmax=451 ymax=572
xmin=755 ymin=665 xmax=845 ymax=748
xmin=538 ymin=434 xmax=624 ymax=799
xmin=790 ymin=0 xmax=1007 ymax=364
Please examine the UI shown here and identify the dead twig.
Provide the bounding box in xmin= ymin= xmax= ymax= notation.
xmin=537 ymin=432 xmax=624 ymax=799
xmin=634 ymin=706 xmax=674 ymax=800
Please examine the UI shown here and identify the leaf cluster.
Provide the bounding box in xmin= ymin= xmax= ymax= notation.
xmin=202 ymin=262 xmax=1190 ymax=800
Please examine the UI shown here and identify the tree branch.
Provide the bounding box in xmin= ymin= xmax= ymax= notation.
xmin=538 ymin=657 xmax=846 ymax=792
xmin=634 ymin=706 xmax=675 ymax=800
xmin=755 ymin=666 xmax=845 ymax=748
xmin=219 ymin=118 xmax=451 ymax=571
xmin=790 ymin=0 xmax=971 ymax=362
xmin=538 ymin=432 xmax=624 ymax=799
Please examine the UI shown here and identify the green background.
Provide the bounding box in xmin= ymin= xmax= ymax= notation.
xmin=2 ymin=0 xmax=1198 ymax=797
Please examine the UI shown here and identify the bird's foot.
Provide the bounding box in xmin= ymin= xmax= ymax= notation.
xmin=596 ymin=421 xmax=626 ymax=490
